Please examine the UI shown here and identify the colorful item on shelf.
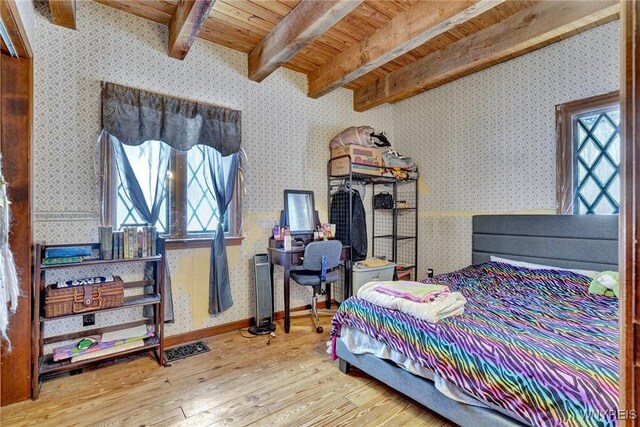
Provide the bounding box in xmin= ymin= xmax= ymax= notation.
xmin=76 ymin=337 xmax=98 ymax=350
xmin=52 ymin=328 xmax=153 ymax=361
xmin=71 ymin=339 xmax=145 ymax=363
xmin=42 ymin=256 xmax=84 ymax=265
xmin=44 ymin=246 xmax=93 ymax=259
xmin=56 ymin=275 xmax=116 ymax=289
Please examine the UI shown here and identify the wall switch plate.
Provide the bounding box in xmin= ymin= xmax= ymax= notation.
xmin=83 ymin=313 xmax=95 ymax=327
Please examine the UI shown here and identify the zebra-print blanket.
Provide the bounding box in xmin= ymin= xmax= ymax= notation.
xmin=330 ymin=262 xmax=619 ymax=427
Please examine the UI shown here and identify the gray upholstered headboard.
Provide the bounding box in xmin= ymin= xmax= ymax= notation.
xmin=472 ymin=215 xmax=619 ymax=272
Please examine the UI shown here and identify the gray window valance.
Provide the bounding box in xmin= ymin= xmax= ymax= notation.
xmin=101 ymin=82 xmax=242 ymax=155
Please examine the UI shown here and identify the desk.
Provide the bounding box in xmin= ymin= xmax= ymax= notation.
xmin=268 ymin=244 xmax=351 ymax=333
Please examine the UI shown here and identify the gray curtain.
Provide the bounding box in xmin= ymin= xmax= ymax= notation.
xmin=102 ymin=82 xmax=241 ymax=155
xmin=109 ymin=133 xmax=175 ymax=322
xmin=102 ymin=82 xmax=242 ymax=320
xmin=205 ymin=148 xmax=240 ymax=314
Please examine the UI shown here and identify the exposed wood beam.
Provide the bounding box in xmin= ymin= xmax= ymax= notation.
xmin=0 ymin=0 xmax=33 ymax=58
xmin=308 ymin=0 xmax=503 ymax=99
xmin=248 ymin=0 xmax=363 ymax=83
xmin=49 ymin=0 xmax=76 ymax=30
xmin=354 ymin=0 xmax=620 ymax=112
xmin=169 ymin=0 xmax=215 ymax=60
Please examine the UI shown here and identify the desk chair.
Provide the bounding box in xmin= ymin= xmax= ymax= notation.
xmin=290 ymin=240 xmax=342 ymax=333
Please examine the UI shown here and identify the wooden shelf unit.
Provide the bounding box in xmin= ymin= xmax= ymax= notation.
xmin=31 ymin=239 xmax=166 ymax=399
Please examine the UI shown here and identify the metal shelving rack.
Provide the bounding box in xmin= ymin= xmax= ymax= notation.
xmin=372 ymin=178 xmax=419 ymax=281
xmin=328 ymin=155 xmax=419 ymax=299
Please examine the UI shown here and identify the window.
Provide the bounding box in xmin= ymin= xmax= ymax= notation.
xmin=105 ymin=142 xmax=241 ymax=241
xmin=556 ymin=92 xmax=620 ymax=214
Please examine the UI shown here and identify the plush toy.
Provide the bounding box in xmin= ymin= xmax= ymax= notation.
xmin=589 ymin=271 xmax=619 ymax=297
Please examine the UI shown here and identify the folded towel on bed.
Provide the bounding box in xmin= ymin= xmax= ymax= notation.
xmin=358 ymin=281 xmax=466 ymax=322
xmin=374 ymin=281 xmax=450 ymax=303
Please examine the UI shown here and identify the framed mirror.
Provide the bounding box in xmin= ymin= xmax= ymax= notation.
xmin=284 ymin=190 xmax=316 ymax=235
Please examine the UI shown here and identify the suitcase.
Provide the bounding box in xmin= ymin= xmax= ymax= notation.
xmin=44 ymin=279 xmax=125 ymax=318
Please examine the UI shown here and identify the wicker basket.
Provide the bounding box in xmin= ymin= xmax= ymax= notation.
xmin=44 ymin=280 xmax=124 ymax=318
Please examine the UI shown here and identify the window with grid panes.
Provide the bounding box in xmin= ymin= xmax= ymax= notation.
xmin=109 ymin=143 xmax=239 ymax=238
xmin=556 ymin=92 xmax=620 ymax=215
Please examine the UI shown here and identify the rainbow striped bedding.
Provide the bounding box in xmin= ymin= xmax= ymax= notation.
xmin=330 ymin=262 xmax=619 ymax=427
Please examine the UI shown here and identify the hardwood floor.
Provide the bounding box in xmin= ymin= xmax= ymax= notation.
xmin=2 ymin=318 xmax=454 ymax=426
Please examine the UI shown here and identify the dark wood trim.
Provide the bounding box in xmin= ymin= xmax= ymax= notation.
xmin=555 ymin=91 xmax=620 ymax=214
xmin=0 ymin=54 xmax=32 ymax=405
xmin=164 ymin=301 xmax=335 ymax=348
xmin=620 ymin=0 xmax=639 ymax=419
xmin=165 ymin=236 xmax=243 ymax=250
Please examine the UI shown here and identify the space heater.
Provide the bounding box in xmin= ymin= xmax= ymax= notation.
xmin=249 ymin=254 xmax=276 ymax=335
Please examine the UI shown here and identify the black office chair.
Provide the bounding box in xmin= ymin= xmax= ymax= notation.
xmin=290 ymin=240 xmax=342 ymax=333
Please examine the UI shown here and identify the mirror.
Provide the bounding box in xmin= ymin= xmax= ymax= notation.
xmin=284 ymin=190 xmax=316 ymax=234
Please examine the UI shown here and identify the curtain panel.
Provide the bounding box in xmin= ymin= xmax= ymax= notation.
xmin=101 ymin=82 xmax=243 ymax=318
xmin=101 ymin=82 xmax=241 ymax=155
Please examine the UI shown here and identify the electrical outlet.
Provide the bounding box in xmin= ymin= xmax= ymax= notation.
xmin=83 ymin=313 xmax=95 ymax=327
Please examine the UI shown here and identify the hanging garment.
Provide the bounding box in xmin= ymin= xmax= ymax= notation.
xmin=330 ymin=189 xmax=367 ymax=261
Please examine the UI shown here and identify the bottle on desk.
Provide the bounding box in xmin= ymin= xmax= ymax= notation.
xmin=284 ymin=227 xmax=292 ymax=251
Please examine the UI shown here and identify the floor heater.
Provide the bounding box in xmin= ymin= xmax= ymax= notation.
xmin=249 ymin=254 xmax=276 ymax=335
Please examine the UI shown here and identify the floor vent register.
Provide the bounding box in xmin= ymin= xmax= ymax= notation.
xmin=164 ymin=341 xmax=210 ymax=362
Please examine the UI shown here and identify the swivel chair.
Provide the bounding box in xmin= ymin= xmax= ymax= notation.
xmin=290 ymin=240 xmax=342 ymax=333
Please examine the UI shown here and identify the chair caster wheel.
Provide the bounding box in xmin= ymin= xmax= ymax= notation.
xmin=316 ymin=326 xmax=323 ymax=333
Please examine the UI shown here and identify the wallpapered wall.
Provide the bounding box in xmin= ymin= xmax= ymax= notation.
xmin=392 ymin=21 xmax=620 ymax=278
xmin=33 ymin=1 xmax=620 ymax=341
xmin=32 ymin=1 xmax=394 ymax=341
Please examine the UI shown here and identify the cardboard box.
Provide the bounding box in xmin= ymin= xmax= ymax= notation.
xmin=330 ymin=145 xmax=383 ymax=176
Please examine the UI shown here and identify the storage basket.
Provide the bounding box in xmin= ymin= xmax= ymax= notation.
xmin=44 ymin=279 xmax=124 ymax=318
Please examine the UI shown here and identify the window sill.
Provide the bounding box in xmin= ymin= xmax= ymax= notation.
xmin=165 ymin=236 xmax=244 ymax=250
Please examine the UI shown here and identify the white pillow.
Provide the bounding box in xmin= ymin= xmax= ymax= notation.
xmin=489 ymin=256 xmax=599 ymax=279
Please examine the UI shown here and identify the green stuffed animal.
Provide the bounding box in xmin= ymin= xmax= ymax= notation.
xmin=589 ymin=271 xmax=619 ymax=297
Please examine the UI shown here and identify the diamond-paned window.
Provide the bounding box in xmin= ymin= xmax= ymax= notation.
xmin=115 ymin=171 xmax=168 ymax=232
xmin=573 ymin=105 xmax=621 ymax=214
xmin=187 ymin=148 xmax=220 ymax=233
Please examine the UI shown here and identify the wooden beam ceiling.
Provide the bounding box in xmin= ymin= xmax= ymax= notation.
xmin=353 ymin=0 xmax=620 ymax=112
xmin=247 ymin=0 xmax=363 ymax=83
xmin=169 ymin=0 xmax=216 ymax=60
xmin=49 ymin=0 xmax=77 ymax=30
xmin=307 ymin=0 xmax=505 ymax=99
xmin=0 ymin=0 xmax=33 ymax=58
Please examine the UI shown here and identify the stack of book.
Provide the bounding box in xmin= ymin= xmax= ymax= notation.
xmin=105 ymin=225 xmax=158 ymax=260
xmin=42 ymin=246 xmax=96 ymax=265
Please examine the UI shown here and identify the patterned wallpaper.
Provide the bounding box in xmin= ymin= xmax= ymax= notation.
xmin=392 ymin=21 xmax=620 ymax=277
xmin=32 ymin=0 xmax=394 ymax=340
xmin=32 ymin=0 xmax=620 ymax=341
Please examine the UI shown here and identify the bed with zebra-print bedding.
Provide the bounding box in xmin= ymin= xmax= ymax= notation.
xmin=330 ymin=261 xmax=619 ymax=427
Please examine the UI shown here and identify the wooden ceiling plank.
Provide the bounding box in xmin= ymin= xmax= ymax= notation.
xmin=354 ymin=0 xmax=620 ymax=111
xmin=94 ymin=0 xmax=176 ymax=25
xmin=213 ymin=1 xmax=277 ymax=32
xmin=0 ymin=0 xmax=33 ymax=58
xmin=49 ymin=0 xmax=77 ymax=30
xmin=248 ymin=0 xmax=363 ymax=82
xmin=169 ymin=0 xmax=216 ymax=60
xmin=308 ymin=0 xmax=503 ymax=99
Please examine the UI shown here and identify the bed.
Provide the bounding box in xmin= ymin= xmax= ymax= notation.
xmin=331 ymin=215 xmax=619 ymax=427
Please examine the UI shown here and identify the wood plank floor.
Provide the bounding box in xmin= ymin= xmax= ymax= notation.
xmin=2 ymin=318 xmax=454 ymax=426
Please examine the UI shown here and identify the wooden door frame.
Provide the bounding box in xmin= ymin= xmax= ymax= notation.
xmin=620 ymin=0 xmax=639 ymax=422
